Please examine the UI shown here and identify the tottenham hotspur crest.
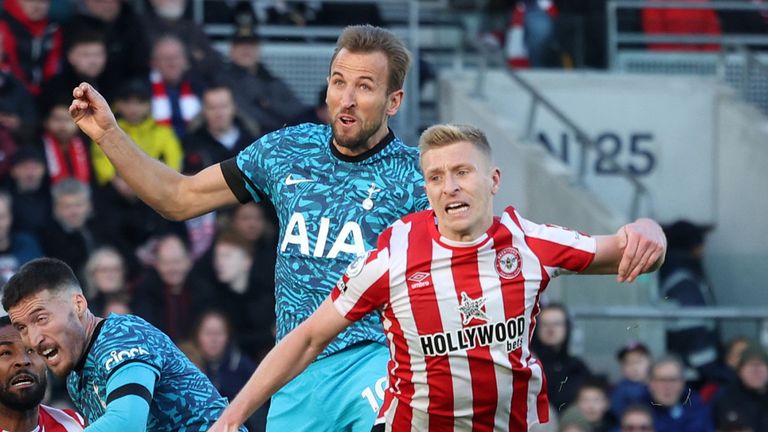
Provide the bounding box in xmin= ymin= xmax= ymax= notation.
xmin=457 ymin=292 xmax=490 ymax=325
xmin=495 ymin=247 xmax=522 ymax=280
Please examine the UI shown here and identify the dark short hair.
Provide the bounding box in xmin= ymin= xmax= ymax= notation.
xmin=0 ymin=315 xmax=11 ymax=328
xmin=1 ymin=258 xmax=82 ymax=311
xmin=331 ymin=25 xmax=411 ymax=94
xmin=66 ymin=30 xmax=106 ymax=53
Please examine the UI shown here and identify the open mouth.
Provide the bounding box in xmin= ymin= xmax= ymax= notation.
xmin=10 ymin=373 xmax=36 ymax=388
xmin=445 ymin=202 xmax=469 ymax=215
xmin=338 ymin=114 xmax=357 ymax=126
xmin=40 ymin=347 xmax=60 ymax=363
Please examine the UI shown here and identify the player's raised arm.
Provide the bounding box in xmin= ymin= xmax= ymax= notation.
xmin=585 ymin=218 xmax=667 ymax=282
xmin=209 ymin=298 xmax=353 ymax=432
xmin=69 ymin=83 xmax=240 ymax=220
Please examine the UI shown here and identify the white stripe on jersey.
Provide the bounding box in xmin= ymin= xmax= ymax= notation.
xmin=383 ymin=220 xmax=429 ymax=430
xmin=430 ymin=242 xmax=474 ymax=429
xmin=40 ymin=405 xmax=85 ymax=431
xmin=515 ymin=212 xmax=593 ymax=253
xmin=500 ymin=212 xmax=542 ymax=368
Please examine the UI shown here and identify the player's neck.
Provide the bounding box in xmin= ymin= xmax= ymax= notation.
xmin=333 ymin=124 xmax=390 ymax=158
xmin=81 ymin=312 xmax=103 ymax=355
xmin=0 ymin=404 xmax=38 ymax=432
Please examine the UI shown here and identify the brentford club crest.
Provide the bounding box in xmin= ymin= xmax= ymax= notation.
xmin=495 ymin=247 xmax=521 ymax=279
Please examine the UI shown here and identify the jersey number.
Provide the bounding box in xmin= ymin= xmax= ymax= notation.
xmin=360 ymin=377 xmax=388 ymax=412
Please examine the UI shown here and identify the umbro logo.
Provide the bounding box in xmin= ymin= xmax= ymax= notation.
xmin=407 ymin=272 xmax=431 ymax=289
xmin=285 ymin=174 xmax=314 ymax=186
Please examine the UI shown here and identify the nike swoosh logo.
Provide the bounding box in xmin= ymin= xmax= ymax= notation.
xmin=285 ymin=174 xmax=314 ymax=186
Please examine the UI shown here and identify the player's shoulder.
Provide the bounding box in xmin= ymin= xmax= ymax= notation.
xmin=256 ymin=122 xmax=330 ymax=148
xmin=39 ymin=404 xmax=86 ymax=429
xmin=397 ymin=209 xmax=434 ymax=228
xmin=94 ymin=314 xmax=163 ymax=353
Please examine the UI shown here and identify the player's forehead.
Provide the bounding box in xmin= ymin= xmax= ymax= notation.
xmin=421 ymin=141 xmax=484 ymax=172
xmin=330 ymin=48 xmax=389 ymax=83
xmin=0 ymin=324 xmax=23 ymax=345
xmin=8 ymin=289 xmax=61 ymax=324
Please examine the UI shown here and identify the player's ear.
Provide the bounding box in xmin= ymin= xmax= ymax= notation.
xmin=385 ymin=89 xmax=404 ymax=117
xmin=72 ymin=292 xmax=88 ymax=318
xmin=490 ymin=167 xmax=501 ymax=195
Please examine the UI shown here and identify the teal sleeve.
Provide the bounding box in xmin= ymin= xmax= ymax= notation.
xmin=84 ymin=362 xmax=159 ymax=431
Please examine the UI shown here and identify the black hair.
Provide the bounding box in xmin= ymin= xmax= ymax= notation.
xmin=1 ymin=258 xmax=81 ymax=311
xmin=0 ymin=315 xmax=11 ymax=327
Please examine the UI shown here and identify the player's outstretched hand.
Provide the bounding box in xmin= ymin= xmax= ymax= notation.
xmin=207 ymin=417 xmax=242 ymax=432
xmin=69 ymin=82 xmax=119 ymax=143
xmin=616 ymin=218 xmax=666 ymax=283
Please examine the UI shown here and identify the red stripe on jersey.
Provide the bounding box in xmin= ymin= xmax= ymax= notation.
xmin=491 ymin=221 xmax=530 ymax=431
xmin=450 ymin=247 xmax=497 ymax=432
xmin=526 ymin=237 xmax=594 ymax=272
xmin=405 ymin=227 xmax=456 ymax=430
xmin=535 ymin=358 xmax=550 ymax=422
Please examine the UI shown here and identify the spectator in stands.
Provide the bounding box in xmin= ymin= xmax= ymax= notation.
xmin=149 ymin=35 xmax=203 ymax=139
xmin=0 ymin=190 xmax=42 ymax=285
xmin=620 ymin=405 xmax=655 ymax=432
xmin=699 ymin=336 xmax=752 ymax=404
xmin=560 ymin=378 xmax=616 ymax=432
xmin=183 ymin=85 xmax=258 ymax=169
xmin=0 ymin=31 xmax=38 ymax=137
xmin=641 ymin=0 xmax=722 ymax=51
xmin=130 ymin=233 xmax=214 ymax=342
xmin=64 ymin=0 xmax=149 ymax=95
xmin=39 ymin=31 xmax=111 ymax=107
xmin=91 ymin=78 xmax=182 ymax=185
xmin=222 ymin=32 xmax=306 ymax=134
xmin=660 ymin=220 xmax=719 ymax=385
xmin=142 ymin=0 xmax=225 ymax=86
xmin=37 ymin=178 xmax=101 ymax=279
xmin=82 ymin=246 xmax=130 ymax=317
xmin=92 ymin=171 xmax=185 ymax=277
xmin=102 ymin=297 xmax=131 ymax=316
xmin=0 ymin=0 xmax=62 ymax=96
xmin=289 ymin=85 xmax=330 ymax=126
xmin=531 ymin=303 xmax=593 ymax=411
xmin=192 ymin=309 xmax=265 ymax=432
xmin=212 ymin=229 xmax=274 ymax=360
xmin=40 ymin=98 xmax=93 ymax=186
xmin=6 ymin=146 xmax=50 ymax=235
xmin=713 ymin=343 xmax=768 ymax=432
xmin=310 ymin=2 xmax=385 ymax=27
xmin=610 ymin=341 xmax=652 ymax=419
xmin=646 ymin=356 xmax=713 ymax=432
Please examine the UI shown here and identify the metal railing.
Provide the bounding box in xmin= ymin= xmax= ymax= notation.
xmin=471 ymin=41 xmax=653 ymax=220
xmin=570 ymin=305 xmax=768 ymax=347
xmin=607 ymin=0 xmax=768 ymax=69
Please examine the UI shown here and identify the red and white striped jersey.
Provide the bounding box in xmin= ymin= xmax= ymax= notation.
xmin=1 ymin=405 xmax=85 ymax=432
xmin=331 ymin=207 xmax=596 ymax=431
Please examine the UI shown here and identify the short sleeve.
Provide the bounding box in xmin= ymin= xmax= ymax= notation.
xmin=93 ymin=321 xmax=162 ymax=380
xmin=331 ymin=247 xmax=391 ymax=321
xmin=231 ymin=129 xmax=287 ymax=202
xmin=514 ymin=210 xmax=597 ymax=277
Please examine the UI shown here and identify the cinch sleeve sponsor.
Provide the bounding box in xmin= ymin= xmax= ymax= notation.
xmin=94 ymin=323 xmax=161 ymax=379
xmin=331 ymin=247 xmax=391 ymax=321
xmin=513 ymin=209 xmax=596 ymax=276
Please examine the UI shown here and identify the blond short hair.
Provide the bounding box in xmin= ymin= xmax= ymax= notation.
xmin=331 ymin=25 xmax=411 ymax=94
xmin=418 ymin=124 xmax=492 ymax=167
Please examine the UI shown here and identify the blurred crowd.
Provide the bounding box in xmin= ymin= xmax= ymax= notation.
xmin=484 ymin=0 xmax=768 ymax=69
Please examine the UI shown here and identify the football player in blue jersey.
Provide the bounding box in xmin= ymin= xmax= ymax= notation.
xmin=69 ymin=25 xmax=428 ymax=431
xmin=2 ymin=258 xmax=247 ymax=431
